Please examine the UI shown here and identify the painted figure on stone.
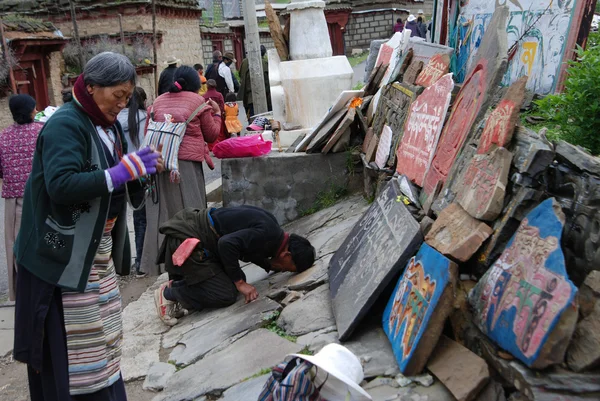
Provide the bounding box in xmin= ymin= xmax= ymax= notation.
xmin=469 ymin=198 xmax=578 ymax=367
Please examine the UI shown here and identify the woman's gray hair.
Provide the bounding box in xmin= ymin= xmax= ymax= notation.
xmin=83 ymin=52 xmax=136 ymax=87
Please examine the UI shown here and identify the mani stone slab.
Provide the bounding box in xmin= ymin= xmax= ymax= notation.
xmin=415 ymin=53 xmax=451 ymax=87
xmin=402 ymin=59 xmax=424 ymax=85
xmin=154 ymin=329 xmax=302 ymax=401
xmin=469 ymin=198 xmax=579 ymax=369
xmin=382 ymin=243 xmax=458 ymax=376
xmin=425 ymin=203 xmax=493 ymax=263
xmin=422 ymin=57 xmax=487 ymax=199
xmin=329 ymin=179 xmax=422 ymax=341
xmin=456 ymin=147 xmax=512 ymax=222
xmin=396 ymin=73 xmax=454 ymax=187
xmin=427 ymin=335 xmax=490 ymax=401
xmin=477 ymin=76 xmax=528 ymax=155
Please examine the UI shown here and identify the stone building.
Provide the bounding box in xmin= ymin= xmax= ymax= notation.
xmin=0 ymin=0 xmax=205 ymax=103
xmin=0 ymin=17 xmax=66 ymax=130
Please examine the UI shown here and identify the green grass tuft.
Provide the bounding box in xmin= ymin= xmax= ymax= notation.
xmin=347 ymin=52 xmax=369 ymax=68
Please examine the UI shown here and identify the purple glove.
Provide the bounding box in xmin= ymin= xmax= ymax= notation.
xmin=107 ymin=147 xmax=159 ymax=189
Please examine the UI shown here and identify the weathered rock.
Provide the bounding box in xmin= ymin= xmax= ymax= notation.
xmin=121 ymin=275 xmax=170 ymax=381
xmin=578 ymin=271 xmax=600 ymax=318
xmin=281 ymin=290 xmax=303 ymax=307
xmin=567 ymin=303 xmax=600 ymax=372
xmin=218 ymin=374 xmax=270 ymax=401
xmin=367 ymin=380 xmax=456 ymax=401
xmin=473 ymin=380 xmax=506 ymax=401
xmin=479 ymin=336 xmax=600 ymax=400
xmin=142 ymin=362 xmax=177 ymax=392
xmin=477 ymin=76 xmax=528 ymax=155
xmin=509 ymin=126 xmax=555 ymax=178
xmin=330 ymin=180 xmax=423 ymax=340
xmin=365 ymin=39 xmax=388 ymax=81
xmin=469 ymin=198 xmax=579 ymax=369
xmin=420 ymin=216 xmax=435 ymax=236
xmin=427 ymin=336 xmax=490 ymax=401
xmin=363 ymin=377 xmax=400 ymax=390
xmin=396 ymin=73 xmax=454 ymax=187
xmin=296 ymin=326 xmax=339 ymax=353
xmin=278 ymin=284 xmax=335 ymax=336
xmin=169 ymin=297 xmax=281 ymax=366
xmin=344 ymin=322 xmax=400 ymax=378
xmin=286 ymin=254 xmax=331 ymax=292
xmin=402 ymin=59 xmax=424 ymax=85
xmin=154 ymin=329 xmax=301 ymax=401
xmin=456 ymin=147 xmax=512 ymax=221
xmin=425 ymin=203 xmax=493 ymax=262
xmin=547 ymin=141 xmax=600 ymax=286
xmin=383 ymin=243 xmax=458 ymax=375
xmin=415 ymin=53 xmax=451 ymax=87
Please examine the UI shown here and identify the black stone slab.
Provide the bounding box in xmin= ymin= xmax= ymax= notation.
xmin=329 ymin=179 xmax=423 ymax=340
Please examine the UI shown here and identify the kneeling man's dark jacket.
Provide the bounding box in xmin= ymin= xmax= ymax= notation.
xmin=157 ymin=206 xmax=284 ymax=285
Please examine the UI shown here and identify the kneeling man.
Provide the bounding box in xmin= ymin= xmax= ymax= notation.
xmin=154 ymin=206 xmax=316 ymax=325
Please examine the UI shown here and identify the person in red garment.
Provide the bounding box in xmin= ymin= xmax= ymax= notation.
xmin=153 ymin=205 xmax=316 ymax=326
xmin=203 ymin=79 xmax=228 ymax=150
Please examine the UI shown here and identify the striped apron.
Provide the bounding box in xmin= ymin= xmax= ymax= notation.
xmin=61 ymin=217 xmax=123 ymax=395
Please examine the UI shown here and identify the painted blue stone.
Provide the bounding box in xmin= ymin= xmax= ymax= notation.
xmin=469 ymin=198 xmax=578 ymax=367
xmin=382 ymin=243 xmax=454 ymax=374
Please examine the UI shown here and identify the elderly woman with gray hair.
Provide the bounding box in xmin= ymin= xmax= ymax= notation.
xmin=13 ymin=52 xmax=163 ymax=401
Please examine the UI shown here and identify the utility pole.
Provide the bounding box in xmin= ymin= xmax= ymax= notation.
xmin=118 ymin=14 xmax=126 ymax=55
xmin=69 ymin=0 xmax=86 ymax=70
xmin=242 ymin=0 xmax=267 ymax=116
xmin=152 ymin=0 xmax=158 ymax=97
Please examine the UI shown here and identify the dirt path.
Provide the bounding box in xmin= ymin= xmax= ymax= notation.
xmin=0 ymin=273 xmax=155 ymax=400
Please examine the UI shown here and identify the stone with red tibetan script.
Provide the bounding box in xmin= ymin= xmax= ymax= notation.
xmin=415 ymin=53 xmax=451 ymax=87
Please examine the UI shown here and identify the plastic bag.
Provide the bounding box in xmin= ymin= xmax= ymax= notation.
xmin=212 ymin=133 xmax=272 ymax=159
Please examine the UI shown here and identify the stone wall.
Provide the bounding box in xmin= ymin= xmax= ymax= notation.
xmin=137 ymin=72 xmax=156 ymax=103
xmin=54 ymin=14 xmax=203 ymax=102
xmin=222 ymin=151 xmax=358 ymax=225
xmin=0 ymin=97 xmax=13 ymax=131
xmin=345 ymin=10 xmax=404 ymax=51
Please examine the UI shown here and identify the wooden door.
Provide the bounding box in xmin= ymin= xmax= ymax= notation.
xmin=14 ymin=59 xmax=49 ymax=108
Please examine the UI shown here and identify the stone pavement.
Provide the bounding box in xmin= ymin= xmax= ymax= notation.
xmin=0 ymin=306 xmax=14 ymax=357
xmin=121 ymin=195 xmax=458 ymax=400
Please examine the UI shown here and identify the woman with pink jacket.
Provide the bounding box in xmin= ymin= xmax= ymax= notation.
xmin=0 ymin=94 xmax=42 ymax=301
xmin=141 ymin=65 xmax=222 ymax=276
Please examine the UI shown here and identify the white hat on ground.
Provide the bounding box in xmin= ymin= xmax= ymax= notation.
xmin=407 ymin=14 xmax=417 ymax=22
xmin=286 ymin=343 xmax=372 ymax=401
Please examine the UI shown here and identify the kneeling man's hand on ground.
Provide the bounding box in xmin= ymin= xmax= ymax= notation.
xmin=235 ymin=280 xmax=259 ymax=303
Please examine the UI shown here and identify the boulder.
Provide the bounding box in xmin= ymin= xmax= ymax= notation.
xmin=578 ymin=271 xmax=600 ymax=318
xmin=218 ymin=374 xmax=270 ymax=401
xmin=425 ymin=203 xmax=493 ymax=262
xmin=567 ymin=302 xmax=600 ymax=372
xmin=427 ymin=336 xmax=490 ymax=401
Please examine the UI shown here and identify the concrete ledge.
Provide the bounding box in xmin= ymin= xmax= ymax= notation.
xmin=222 ymin=151 xmax=353 ymax=225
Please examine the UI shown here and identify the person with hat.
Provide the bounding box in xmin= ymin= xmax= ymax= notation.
xmin=153 ymin=205 xmax=316 ymax=326
xmin=205 ymin=50 xmax=235 ymax=99
xmin=0 ymin=94 xmax=43 ymax=302
xmin=405 ymin=14 xmax=422 ymax=38
xmin=158 ymin=55 xmax=181 ymax=95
